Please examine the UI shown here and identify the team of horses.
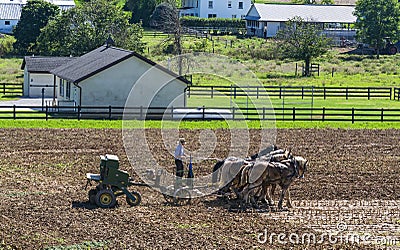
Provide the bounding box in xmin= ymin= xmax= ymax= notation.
xmin=212 ymin=146 xmax=308 ymax=210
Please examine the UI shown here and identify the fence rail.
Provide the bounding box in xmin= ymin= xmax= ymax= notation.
xmin=2 ymin=105 xmax=400 ymax=123
xmin=187 ymin=85 xmax=394 ymax=100
xmin=1 ymin=82 xmax=23 ymax=96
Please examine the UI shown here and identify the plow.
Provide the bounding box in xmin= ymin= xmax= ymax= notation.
xmin=86 ymin=154 xmax=193 ymax=208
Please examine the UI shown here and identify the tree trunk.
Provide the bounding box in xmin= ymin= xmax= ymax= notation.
xmin=376 ymin=48 xmax=380 ymax=59
xmin=304 ymin=58 xmax=311 ymax=77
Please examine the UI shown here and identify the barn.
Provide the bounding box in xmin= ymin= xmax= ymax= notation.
xmin=50 ymin=44 xmax=190 ymax=109
xmin=245 ymin=3 xmax=356 ymax=42
xmin=21 ymin=56 xmax=75 ymax=98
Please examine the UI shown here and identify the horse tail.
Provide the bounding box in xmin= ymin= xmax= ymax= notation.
xmin=212 ymin=160 xmax=225 ymax=184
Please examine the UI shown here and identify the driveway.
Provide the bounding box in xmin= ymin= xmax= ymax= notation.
xmin=0 ymin=97 xmax=54 ymax=111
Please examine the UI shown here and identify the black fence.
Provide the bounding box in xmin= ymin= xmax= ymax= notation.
xmin=395 ymin=88 xmax=400 ymax=101
xmin=188 ymin=85 xmax=394 ymax=100
xmin=2 ymin=105 xmax=400 ymax=123
xmin=1 ymin=82 xmax=23 ymax=96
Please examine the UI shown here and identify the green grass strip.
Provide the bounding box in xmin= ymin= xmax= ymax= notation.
xmin=1 ymin=119 xmax=400 ymax=129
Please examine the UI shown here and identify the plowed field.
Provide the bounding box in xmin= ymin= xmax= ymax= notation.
xmin=0 ymin=128 xmax=399 ymax=249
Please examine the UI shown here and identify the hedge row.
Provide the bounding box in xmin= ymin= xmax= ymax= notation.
xmin=180 ymin=16 xmax=245 ymax=28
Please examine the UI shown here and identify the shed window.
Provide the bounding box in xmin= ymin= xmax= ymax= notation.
xmin=238 ymin=1 xmax=243 ymax=9
xmin=208 ymin=1 xmax=213 ymax=8
xmin=59 ymin=79 xmax=64 ymax=97
xmin=208 ymin=14 xmax=216 ymax=18
xmin=228 ymin=1 xmax=232 ymax=8
xmin=5 ymin=21 xmax=10 ymax=25
xmin=66 ymin=81 xmax=71 ymax=99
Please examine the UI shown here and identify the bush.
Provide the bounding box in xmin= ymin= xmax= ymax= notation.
xmin=0 ymin=35 xmax=16 ymax=57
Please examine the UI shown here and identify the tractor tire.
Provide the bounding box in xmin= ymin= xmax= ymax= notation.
xmin=95 ymin=189 xmax=117 ymax=208
xmin=126 ymin=191 xmax=141 ymax=206
xmin=388 ymin=46 xmax=398 ymax=55
xmin=88 ymin=189 xmax=97 ymax=205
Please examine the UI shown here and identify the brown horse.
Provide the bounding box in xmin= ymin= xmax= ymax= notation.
xmin=240 ymin=156 xmax=308 ymax=209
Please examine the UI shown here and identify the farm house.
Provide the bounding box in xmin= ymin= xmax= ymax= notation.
xmin=50 ymin=44 xmax=190 ymax=109
xmin=245 ymin=3 xmax=356 ymax=43
xmin=21 ymin=56 xmax=75 ymax=98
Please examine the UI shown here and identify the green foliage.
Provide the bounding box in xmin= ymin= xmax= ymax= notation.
xmin=354 ymin=0 xmax=400 ymax=58
xmin=124 ymin=0 xmax=157 ymax=27
xmin=180 ymin=16 xmax=245 ymax=29
xmin=0 ymin=35 xmax=16 ymax=57
xmin=275 ymin=16 xmax=331 ymax=76
xmin=37 ymin=0 xmax=145 ymax=56
xmin=13 ymin=0 xmax=59 ymax=55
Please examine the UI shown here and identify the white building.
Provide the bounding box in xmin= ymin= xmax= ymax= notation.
xmin=21 ymin=56 xmax=75 ymax=98
xmin=180 ymin=0 xmax=252 ymax=18
xmin=0 ymin=0 xmax=75 ymax=34
xmin=245 ymin=3 xmax=356 ymax=39
xmin=51 ymin=45 xmax=190 ymax=110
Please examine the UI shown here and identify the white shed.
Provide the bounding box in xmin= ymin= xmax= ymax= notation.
xmin=21 ymin=56 xmax=75 ymax=98
xmin=51 ymin=45 xmax=190 ymax=109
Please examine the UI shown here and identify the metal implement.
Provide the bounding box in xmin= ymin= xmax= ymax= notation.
xmin=86 ymin=154 xmax=142 ymax=208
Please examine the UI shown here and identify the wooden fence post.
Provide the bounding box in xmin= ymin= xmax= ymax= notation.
xmin=45 ymin=105 xmax=48 ymax=121
xmin=262 ymin=107 xmax=265 ymax=120
xmin=346 ymin=88 xmax=349 ymax=100
xmin=322 ymin=107 xmax=325 ymax=122
xmin=381 ymin=108 xmax=384 ymax=122
xmin=351 ymin=108 xmax=355 ymax=123
xmin=108 ymin=105 xmax=112 ymax=120
xmin=211 ymin=86 xmax=214 ymax=98
xmin=292 ymin=107 xmax=296 ymax=121
xmin=324 ymin=87 xmax=326 ymax=100
xmin=77 ymin=106 xmax=81 ymax=121
xmin=2 ymin=83 xmax=5 ymax=95
xmin=301 ymin=87 xmax=304 ymax=99
xmin=13 ymin=104 xmax=16 ymax=120
xmin=368 ymin=88 xmax=370 ymax=100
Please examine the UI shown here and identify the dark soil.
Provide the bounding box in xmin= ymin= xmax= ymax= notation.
xmin=0 ymin=128 xmax=399 ymax=249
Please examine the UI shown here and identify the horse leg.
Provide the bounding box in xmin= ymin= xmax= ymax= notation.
xmin=278 ymin=186 xmax=288 ymax=210
xmin=285 ymin=188 xmax=293 ymax=208
xmin=267 ymin=184 xmax=276 ymax=206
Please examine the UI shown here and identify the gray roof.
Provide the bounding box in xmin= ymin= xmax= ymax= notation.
xmin=0 ymin=1 xmax=74 ymax=20
xmin=51 ymin=45 xmax=191 ymax=85
xmin=246 ymin=3 xmax=356 ymax=23
xmin=0 ymin=3 xmax=21 ymax=19
xmin=22 ymin=56 xmax=76 ymax=73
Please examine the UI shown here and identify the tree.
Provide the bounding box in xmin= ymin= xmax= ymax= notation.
xmin=275 ymin=17 xmax=330 ymax=76
xmin=13 ymin=0 xmax=59 ymax=55
xmin=37 ymin=0 xmax=145 ymax=56
xmin=354 ymin=0 xmax=400 ymax=58
xmin=124 ymin=0 xmax=157 ymax=27
xmin=150 ymin=2 xmax=183 ymax=74
xmin=0 ymin=35 xmax=16 ymax=57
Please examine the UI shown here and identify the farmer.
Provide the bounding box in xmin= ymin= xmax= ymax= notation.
xmin=174 ymin=138 xmax=186 ymax=178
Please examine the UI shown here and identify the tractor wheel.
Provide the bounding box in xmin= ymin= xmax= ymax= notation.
xmin=173 ymin=188 xmax=191 ymax=206
xmin=126 ymin=191 xmax=141 ymax=206
xmin=95 ymin=189 xmax=117 ymax=208
xmin=388 ymin=46 xmax=398 ymax=55
xmin=88 ymin=189 xmax=97 ymax=205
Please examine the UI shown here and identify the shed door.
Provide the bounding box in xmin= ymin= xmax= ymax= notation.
xmin=29 ymin=74 xmax=54 ymax=98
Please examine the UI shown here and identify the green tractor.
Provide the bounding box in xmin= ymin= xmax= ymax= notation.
xmin=86 ymin=154 xmax=141 ymax=208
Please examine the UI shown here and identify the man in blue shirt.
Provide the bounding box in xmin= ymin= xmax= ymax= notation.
xmin=174 ymin=138 xmax=186 ymax=179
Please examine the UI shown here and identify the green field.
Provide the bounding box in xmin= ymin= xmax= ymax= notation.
xmin=1 ymin=32 xmax=400 ymax=128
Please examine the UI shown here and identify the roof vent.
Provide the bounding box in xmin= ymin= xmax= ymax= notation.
xmin=105 ymin=35 xmax=115 ymax=48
